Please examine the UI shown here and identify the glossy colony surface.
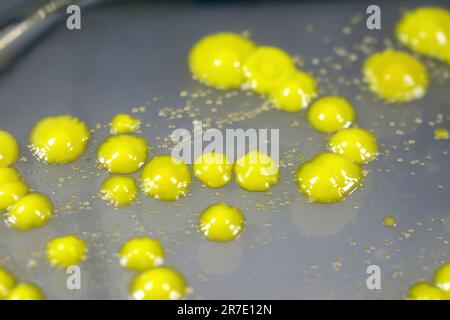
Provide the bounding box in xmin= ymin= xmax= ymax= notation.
xmin=29 ymin=115 xmax=90 ymax=164
xmin=130 ymin=266 xmax=188 ymax=300
xmin=295 ymin=153 xmax=364 ymax=203
xmin=396 ymin=7 xmax=450 ymax=64
xmin=140 ymin=155 xmax=191 ymax=201
xmin=119 ymin=237 xmax=165 ymax=271
xmin=199 ymin=202 xmax=245 ymax=242
xmin=45 ymin=235 xmax=87 ymax=268
xmin=363 ymin=50 xmax=429 ymax=102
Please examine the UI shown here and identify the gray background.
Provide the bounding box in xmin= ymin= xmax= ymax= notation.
xmin=0 ymin=0 xmax=449 ymax=299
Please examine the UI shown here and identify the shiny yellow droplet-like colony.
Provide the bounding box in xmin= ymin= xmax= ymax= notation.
xmin=269 ymin=70 xmax=318 ymax=112
xmin=130 ymin=266 xmax=188 ymax=300
xmin=396 ymin=7 xmax=450 ymax=65
xmin=0 ymin=130 xmax=19 ymax=167
xmin=433 ymin=262 xmax=450 ymax=293
xmin=363 ymin=50 xmax=429 ymax=102
xmin=296 ymin=153 xmax=364 ymax=203
xmin=193 ymin=152 xmax=233 ymax=188
xmin=407 ymin=282 xmax=448 ymax=300
xmin=307 ymin=96 xmax=355 ymax=133
xmin=119 ymin=237 xmax=165 ymax=271
xmin=328 ymin=128 xmax=379 ymax=164
xmin=199 ymin=202 xmax=245 ymax=242
xmin=382 ymin=215 xmax=397 ymax=228
xmin=243 ymin=46 xmax=296 ymax=94
xmin=100 ymin=176 xmax=138 ymax=207
xmin=46 ymin=235 xmax=87 ymax=268
xmin=110 ymin=114 xmax=141 ymax=134
xmin=6 ymin=282 xmax=44 ymax=300
xmin=234 ymin=151 xmax=279 ymax=192
xmin=29 ymin=115 xmax=90 ymax=164
xmin=0 ymin=268 xmax=16 ymax=300
xmin=0 ymin=167 xmax=29 ymax=211
xmin=6 ymin=192 xmax=54 ymax=231
xmin=189 ymin=32 xmax=256 ymax=89
xmin=434 ymin=128 xmax=449 ymax=140
xmin=141 ymin=155 xmax=191 ymax=201
xmin=97 ymin=134 xmax=149 ymax=174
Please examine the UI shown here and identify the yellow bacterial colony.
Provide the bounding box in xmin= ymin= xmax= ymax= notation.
xmin=234 ymin=151 xmax=279 ymax=192
xmin=295 ymin=153 xmax=364 ymax=203
xmin=6 ymin=282 xmax=44 ymax=300
xmin=193 ymin=152 xmax=233 ymax=188
xmin=363 ymin=50 xmax=429 ymax=102
xmin=110 ymin=114 xmax=141 ymax=134
xmin=6 ymin=192 xmax=54 ymax=231
xmin=29 ymin=115 xmax=90 ymax=164
xmin=46 ymin=235 xmax=87 ymax=268
xmin=199 ymin=202 xmax=245 ymax=242
xmin=269 ymin=70 xmax=318 ymax=112
xmin=328 ymin=128 xmax=379 ymax=164
xmin=189 ymin=32 xmax=256 ymax=89
xmin=97 ymin=134 xmax=149 ymax=174
xmin=434 ymin=128 xmax=449 ymax=140
xmin=0 ymin=168 xmax=29 ymax=211
xmin=307 ymin=96 xmax=355 ymax=133
xmin=100 ymin=176 xmax=138 ymax=207
xmin=433 ymin=262 xmax=450 ymax=293
xmin=396 ymin=7 xmax=450 ymax=64
xmin=243 ymin=46 xmax=296 ymax=93
xmin=130 ymin=266 xmax=188 ymax=300
xmin=141 ymin=155 xmax=191 ymax=201
xmin=382 ymin=215 xmax=397 ymax=228
xmin=0 ymin=130 xmax=19 ymax=167
xmin=0 ymin=268 xmax=16 ymax=300
xmin=119 ymin=237 xmax=165 ymax=271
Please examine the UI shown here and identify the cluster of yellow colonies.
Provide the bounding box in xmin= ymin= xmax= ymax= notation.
xmin=364 ymin=7 xmax=450 ymax=102
xmin=189 ymin=33 xmax=380 ymax=203
xmin=408 ymin=262 xmax=450 ymax=300
xmin=9 ymin=114 xmax=108 ymax=232
xmin=189 ymin=32 xmax=317 ymax=112
xmin=97 ymin=113 xmax=143 ymax=207
xmin=97 ymin=110 xmax=279 ymax=242
xmin=0 ymin=117 xmax=93 ymax=299
xmin=119 ymin=237 xmax=188 ymax=300
xmin=193 ymin=151 xmax=279 ymax=242
xmin=0 ymin=119 xmax=65 ymax=231
xmin=96 ymin=113 xmax=281 ymax=297
xmin=0 ymin=267 xmax=44 ymax=300
xmin=96 ymin=116 xmax=191 ymax=299
xmin=3 ymin=112 xmax=280 ymax=298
